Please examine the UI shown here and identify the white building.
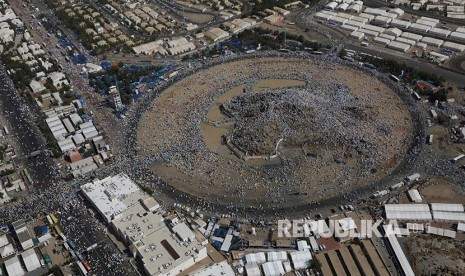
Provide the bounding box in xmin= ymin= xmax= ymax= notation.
xmin=30 ymin=80 xmax=46 ymax=94
xmin=109 ymin=85 xmax=123 ymax=112
xmin=387 ymin=41 xmax=411 ymax=52
xmin=192 ymin=260 xmax=235 ymax=276
xmin=406 ymin=173 xmax=420 ymax=183
xmin=457 ymin=222 xmax=465 ymax=232
xmin=390 ymin=19 xmax=411 ymax=29
xmin=349 ymin=31 xmax=365 ymax=40
xmin=81 ymin=174 xmax=207 ymax=276
xmin=407 ymin=189 xmax=422 ymax=203
xmin=204 ymin=27 xmax=229 ymax=42
xmin=442 ymin=41 xmax=465 ymax=52
xmin=421 ymin=36 xmax=444 ymax=47
xmin=11 ymin=219 xmax=34 ymax=251
xmin=267 ymin=251 xmax=288 ymax=262
xmin=48 ymin=72 xmax=69 ymax=88
xmin=0 ymin=244 xmax=15 ymax=258
xmin=244 ymin=252 xmax=267 ymax=264
xmin=132 ymin=40 xmax=167 ymax=55
xmin=83 ymin=63 xmax=103 ymax=74
xmin=385 ymin=27 xmax=402 ymax=37
xmin=401 ymin=32 xmax=423 ymax=42
xmin=289 ymin=251 xmax=312 ymax=270
xmin=4 ymin=256 xmax=25 ymax=276
xmin=384 ymin=204 xmax=432 ymax=220
xmin=262 ymin=261 xmax=285 ymax=276
xmin=21 ymin=248 xmax=42 ymax=272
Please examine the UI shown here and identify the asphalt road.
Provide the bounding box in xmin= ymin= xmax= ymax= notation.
xmin=346 ymin=44 xmax=465 ymax=85
xmin=444 ymin=55 xmax=465 ymax=75
xmin=0 ymin=66 xmax=56 ymax=185
xmin=56 ymin=203 xmax=138 ymax=276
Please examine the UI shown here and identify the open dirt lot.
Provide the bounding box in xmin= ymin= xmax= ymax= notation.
xmin=406 ymin=235 xmax=465 ymax=275
xmin=181 ymin=12 xmax=214 ymax=24
xmin=136 ymin=57 xmax=413 ymax=209
xmin=418 ymin=177 xmax=465 ymax=205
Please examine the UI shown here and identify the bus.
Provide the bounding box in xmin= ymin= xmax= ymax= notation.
xmin=413 ymin=92 xmax=421 ymax=100
xmin=60 ymin=233 xmax=67 ymax=241
xmin=54 ymin=225 xmax=62 ymax=235
xmin=428 ymin=135 xmax=433 ymax=145
xmin=86 ymin=243 xmax=98 ymax=252
xmin=77 ymin=261 xmax=88 ymax=275
xmin=23 ymin=169 xmax=33 ymax=183
xmin=82 ymin=260 xmax=93 ymax=273
xmin=451 ymin=154 xmax=465 ymax=163
xmin=3 ymin=126 xmax=9 ymax=135
xmin=390 ymin=74 xmax=400 ymax=82
xmin=67 ymin=240 xmax=76 ymax=250
xmin=346 ymin=49 xmax=356 ymax=55
xmin=49 ymin=213 xmax=58 ymax=224
xmin=46 ymin=215 xmax=53 ymax=225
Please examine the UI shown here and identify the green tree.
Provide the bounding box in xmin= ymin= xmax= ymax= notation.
xmin=338 ymin=48 xmax=347 ymax=57
xmin=312 ymin=258 xmax=322 ymax=270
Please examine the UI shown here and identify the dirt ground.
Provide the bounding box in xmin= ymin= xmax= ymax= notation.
xmin=137 ymin=57 xmax=413 ymax=209
xmin=40 ymin=237 xmax=69 ymax=266
xmin=418 ymin=177 xmax=465 ymax=204
xmin=406 ymin=235 xmax=465 ymax=275
xmin=260 ymin=22 xmax=329 ymax=45
xmin=181 ymin=12 xmax=214 ymax=24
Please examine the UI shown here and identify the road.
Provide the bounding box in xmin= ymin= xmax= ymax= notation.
xmin=15 ymin=0 xmax=129 ymax=158
xmin=56 ymin=201 xmax=138 ymax=276
xmin=99 ymin=53 xmax=181 ymax=66
xmin=0 ymin=66 xmax=56 ymax=185
xmin=443 ymin=55 xmax=465 ymax=75
xmin=347 ymin=44 xmax=465 ymax=85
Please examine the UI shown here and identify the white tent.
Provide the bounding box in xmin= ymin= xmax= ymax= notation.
xmin=0 ymin=244 xmax=15 ymax=258
xmin=21 ymin=248 xmax=41 ymax=272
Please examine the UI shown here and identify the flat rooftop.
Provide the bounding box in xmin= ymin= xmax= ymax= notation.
xmin=80 ymin=174 xmax=147 ymax=222
xmin=134 ymin=219 xmax=207 ymax=275
xmin=84 ymin=174 xmax=208 ymax=275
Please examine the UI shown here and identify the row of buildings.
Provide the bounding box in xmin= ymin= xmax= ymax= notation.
xmin=315 ymin=6 xmax=465 ymax=61
xmin=132 ymin=17 xmax=257 ymax=56
xmin=132 ymin=37 xmax=196 ymax=56
xmin=63 ymin=4 xmax=135 ymax=50
xmin=391 ymin=0 xmax=465 ymax=19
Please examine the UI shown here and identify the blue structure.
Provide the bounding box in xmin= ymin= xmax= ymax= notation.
xmin=70 ymin=54 xmax=88 ymax=65
xmin=101 ymin=60 xmax=112 ymax=70
xmin=40 ymin=225 xmax=48 ymax=235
